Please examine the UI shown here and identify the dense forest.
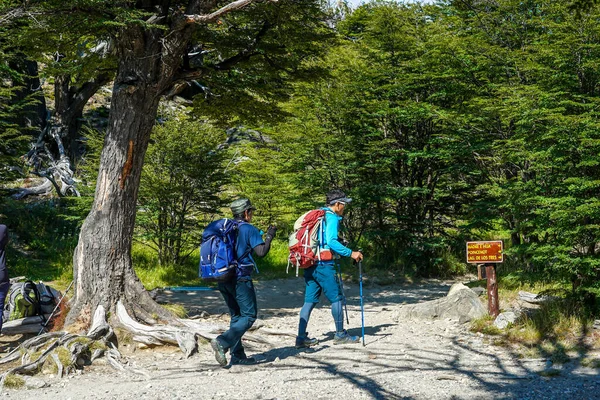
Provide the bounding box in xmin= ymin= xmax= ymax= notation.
xmin=1 ymin=0 xmax=600 ymax=311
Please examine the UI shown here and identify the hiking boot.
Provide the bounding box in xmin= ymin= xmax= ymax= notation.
xmin=295 ymin=333 xmax=319 ymax=349
xmin=211 ymin=338 xmax=228 ymax=367
xmin=333 ymin=330 xmax=360 ymax=345
xmin=230 ymin=355 xmax=257 ymax=366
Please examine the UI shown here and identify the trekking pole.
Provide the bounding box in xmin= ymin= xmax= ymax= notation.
xmin=337 ymin=261 xmax=350 ymax=324
xmin=359 ymin=257 xmax=365 ymax=347
xmin=37 ymin=280 xmax=74 ymax=336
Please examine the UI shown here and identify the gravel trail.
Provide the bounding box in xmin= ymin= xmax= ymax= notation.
xmin=3 ymin=279 xmax=600 ymax=399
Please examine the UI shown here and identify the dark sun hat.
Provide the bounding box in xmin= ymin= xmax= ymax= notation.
xmin=230 ymin=198 xmax=256 ymax=215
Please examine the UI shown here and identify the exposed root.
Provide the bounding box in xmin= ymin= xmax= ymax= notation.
xmin=0 ymin=306 xmax=119 ymax=390
xmin=116 ymin=301 xmax=198 ymax=357
xmin=0 ymin=301 xmax=294 ymax=389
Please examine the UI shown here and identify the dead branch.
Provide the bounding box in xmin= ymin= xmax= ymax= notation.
xmin=12 ymin=119 xmax=80 ymax=200
xmin=185 ymin=0 xmax=277 ymax=24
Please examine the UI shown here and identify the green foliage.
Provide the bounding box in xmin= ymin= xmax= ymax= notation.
xmin=6 ymin=0 xmax=600 ymax=313
xmin=0 ymin=197 xmax=86 ymax=281
xmin=256 ymin=3 xmax=490 ymax=276
xmin=253 ymin=239 xmax=291 ymax=280
xmin=448 ymin=0 xmax=600 ymax=293
xmin=0 ymin=57 xmax=38 ymax=182
xmin=136 ymin=112 xmax=229 ymax=266
xmin=131 ymin=242 xmax=201 ymax=290
xmin=191 ymin=0 xmax=334 ymax=126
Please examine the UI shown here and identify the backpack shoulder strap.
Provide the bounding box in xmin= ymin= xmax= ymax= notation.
xmin=8 ymin=283 xmax=21 ymax=308
xmin=22 ymin=281 xmax=37 ymax=302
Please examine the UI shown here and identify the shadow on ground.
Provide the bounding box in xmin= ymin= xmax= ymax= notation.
xmin=154 ymin=278 xmax=453 ymax=319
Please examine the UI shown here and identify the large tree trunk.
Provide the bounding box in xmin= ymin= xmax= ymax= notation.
xmin=67 ymin=0 xmax=268 ymax=328
xmin=69 ymin=25 xmax=184 ymax=325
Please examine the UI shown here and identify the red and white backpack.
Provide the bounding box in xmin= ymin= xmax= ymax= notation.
xmin=287 ymin=209 xmax=334 ymax=276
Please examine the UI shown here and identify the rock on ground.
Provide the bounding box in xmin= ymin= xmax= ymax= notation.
xmin=397 ymin=282 xmax=487 ymax=323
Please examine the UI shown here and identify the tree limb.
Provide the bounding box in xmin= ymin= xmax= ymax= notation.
xmin=214 ymin=20 xmax=271 ymax=70
xmin=185 ymin=0 xmax=277 ymax=24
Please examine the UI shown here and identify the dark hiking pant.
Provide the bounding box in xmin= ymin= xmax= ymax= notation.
xmin=0 ymin=281 xmax=9 ymax=332
xmin=216 ymin=277 xmax=257 ymax=358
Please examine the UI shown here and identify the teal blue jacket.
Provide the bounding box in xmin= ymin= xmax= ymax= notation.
xmin=320 ymin=207 xmax=352 ymax=258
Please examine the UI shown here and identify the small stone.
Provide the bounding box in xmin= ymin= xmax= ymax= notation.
xmin=24 ymin=377 xmax=48 ymax=389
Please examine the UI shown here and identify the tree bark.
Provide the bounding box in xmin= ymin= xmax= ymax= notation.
xmin=69 ymin=24 xmax=187 ymax=325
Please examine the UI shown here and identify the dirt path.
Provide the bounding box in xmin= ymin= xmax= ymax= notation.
xmin=3 ymin=278 xmax=600 ymax=399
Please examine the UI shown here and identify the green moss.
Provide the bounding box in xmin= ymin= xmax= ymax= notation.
xmin=29 ymin=350 xmax=43 ymax=362
xmin=89 ymin=340 xmax=107 ymax=352
xmin=70 ymin=337 xmax=92 ymax=346
xmin=56 ymin=346 xmax=73 ymax=367
xmin=3 ymin=374 xmax=25 ymax=389
xmin=42 ymin=358 xmax=58 ymax=374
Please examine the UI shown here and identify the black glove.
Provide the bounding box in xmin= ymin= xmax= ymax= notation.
xmin=266 ymin=225 xmax=277 ymax=240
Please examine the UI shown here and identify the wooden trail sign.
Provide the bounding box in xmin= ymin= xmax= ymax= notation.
xmin=466 ymin=240 xmax=503 ymax=318
xmin=466 ymin=240 xmax=503 ymax=263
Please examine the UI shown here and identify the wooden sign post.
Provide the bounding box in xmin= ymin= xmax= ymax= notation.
xmin=466 ymin=240 xmax=503 ymax=318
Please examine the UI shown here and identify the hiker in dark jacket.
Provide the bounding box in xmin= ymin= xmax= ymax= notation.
xmin=211 ymin=198 xmax=276 ymax=367
xmin=0 ymin=225 xmax=9 ymax=333
xmin=295 ymin=190 xmax=363 ymax=348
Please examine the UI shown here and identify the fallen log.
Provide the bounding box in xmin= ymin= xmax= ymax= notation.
xmin=2 ymin=314 xmax=52 ymax=335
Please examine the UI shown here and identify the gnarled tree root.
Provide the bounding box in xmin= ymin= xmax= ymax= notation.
xmin=115 ymin=301 xmax=275 ymax=355
xmin=0 ymin=305 xmax=123 ymax=390
xmin=0 ymin=301 xmax=287 ymax=389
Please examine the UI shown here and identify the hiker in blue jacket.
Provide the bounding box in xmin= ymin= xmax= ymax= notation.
xmin=0 ymin=225 xmax=9 ymax=334
xmin=295 ymin=190 xmax=364 ymax=348
xmin=211 ymin=198 xmax=276 ymax=367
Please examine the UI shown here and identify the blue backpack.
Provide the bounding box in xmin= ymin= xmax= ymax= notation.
xmin=199 ymin=219 xmax=245 ymax=282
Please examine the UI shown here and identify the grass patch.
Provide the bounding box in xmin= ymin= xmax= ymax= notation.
xmin=132 ymin=242 xmax=206 ymax=289
xmin=89 ymin=340 xmax=108 ymax=352
xmin=537 ymin=368 xmax=561 ymax=377
xmin=56 ymin=346 xmax=73 ymax=368
xmin=471 ymin=272 xmax=595 ymax=364
xmin=3 ymin=373 xmax=25 ymax=389
xmin=254 ymin=239 xmax=290 ymax=280
xmin=161 ymin=303 xmax=188 ymax=318
xmin=470 ymin=315 xmax=503 ymax=336
xmin=581 ymin=357 xmax=600 ymax=368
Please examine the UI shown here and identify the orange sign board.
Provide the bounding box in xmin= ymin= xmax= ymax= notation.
xmin=466 ymin=240 xmax=503 ymax=263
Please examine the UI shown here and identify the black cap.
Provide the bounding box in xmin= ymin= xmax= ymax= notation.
xmin=326 ymin=189 xmax=352 ymax=205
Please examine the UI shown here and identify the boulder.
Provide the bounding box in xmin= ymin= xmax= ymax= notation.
xmin=398 ymin=283 xmax=487 ymax=323
xmin=493 ymin=311 xmax=519 ymax=329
